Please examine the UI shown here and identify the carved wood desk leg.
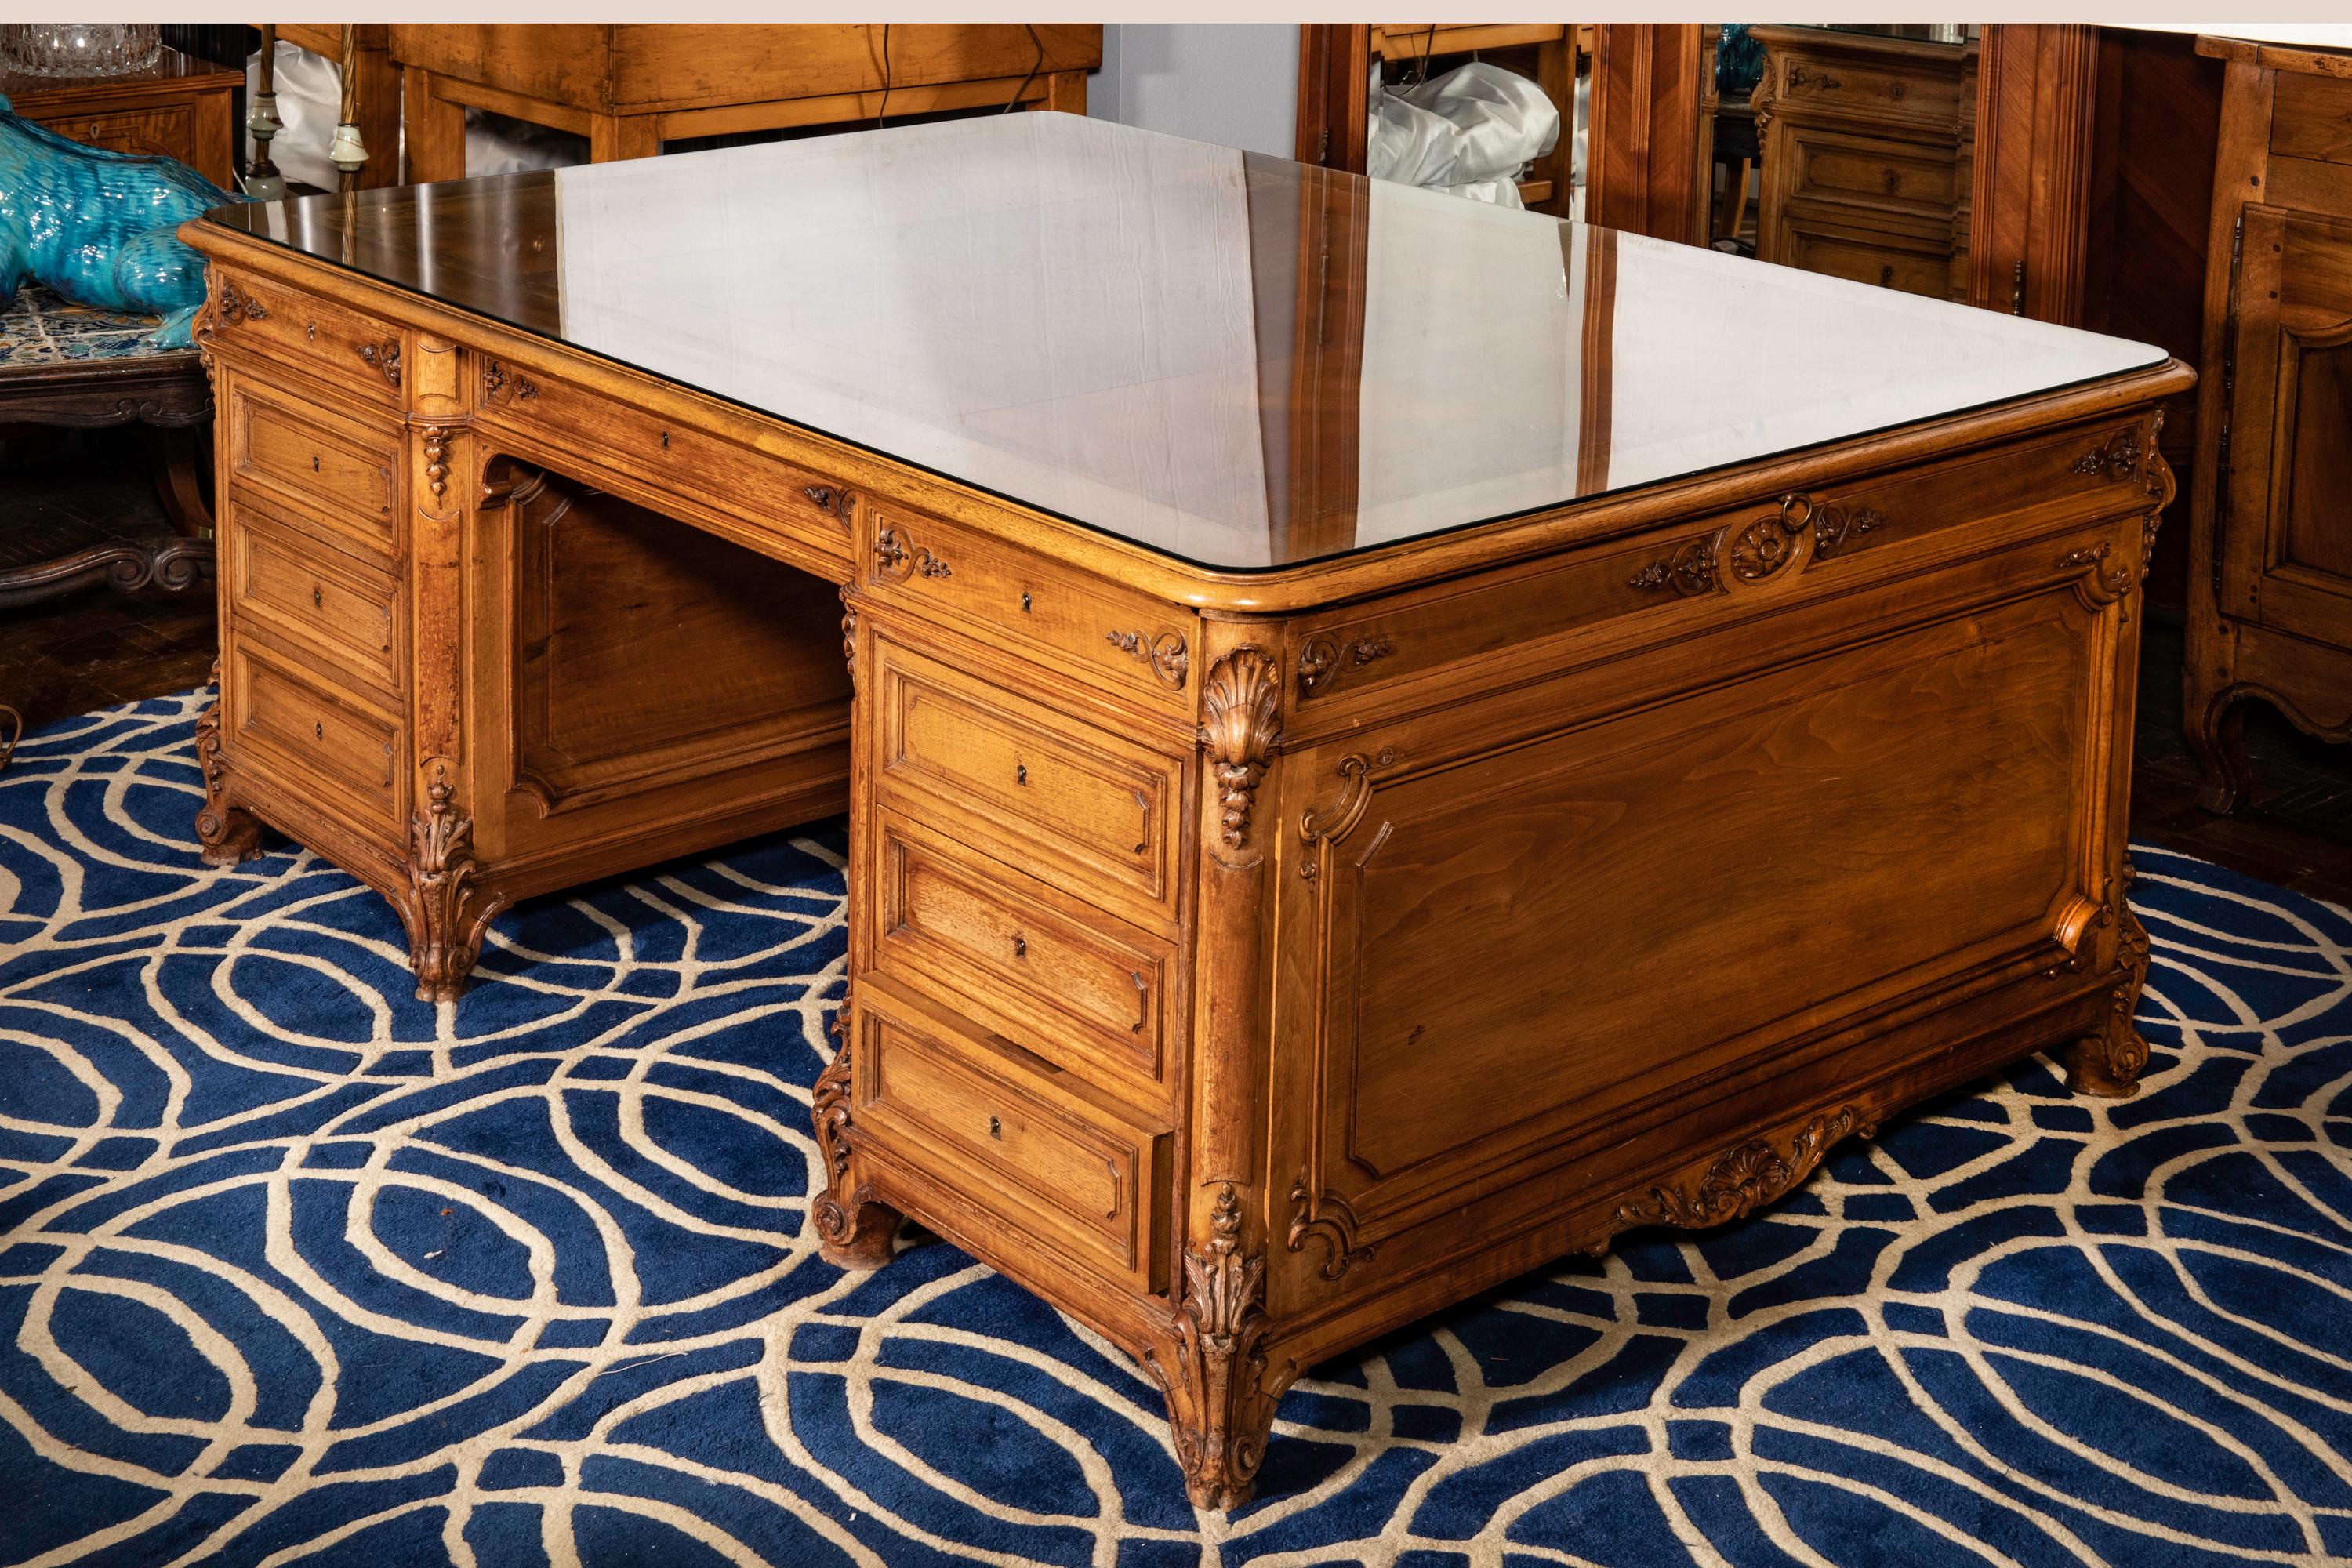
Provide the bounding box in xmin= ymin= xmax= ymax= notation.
xmin=811 ymin=993 xmax=901 ymax=1269
xmin=1143 ymin=1181 xmax=1291 ymax=1511
xmin=2065 ymin=869 xmax=2151 ymax=1099
xmin=398 ymin=765 xmax=501 ymax=1002
xmin=192 ymin=666 xmax=260 ymax=866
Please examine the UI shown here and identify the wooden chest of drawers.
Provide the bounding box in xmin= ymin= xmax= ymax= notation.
xmin=1748 ymin=25 xmax=1977 ymax=300
xmin=0 ymin=45 xmax=240 ymax=188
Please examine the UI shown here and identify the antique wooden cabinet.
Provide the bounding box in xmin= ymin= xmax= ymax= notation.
xmin=183 ymin=113 xmax=2188 ymax=1508
xmin=1748 ymin=25 xmax=1976 ymax=300
xmin=2183 ymin=35 xmax=2352 ymax=809
xmin=0 ymin=44 xmax=240 ymax=187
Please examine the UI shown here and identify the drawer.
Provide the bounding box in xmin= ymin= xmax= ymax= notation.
xmin=227 ymin=503 xmax=400 ymax=695
xmin=873 ymin=634 xmax=1185 ymax=931
xmin=471 ymin=358 xmax=858 ymax=569
xmin=1780 ymin=218 xmax=1954 ymax=298
xmin=227 ymin=376 xmax=401 ymax=560
xmin=34 ymin=105 xmax=192 ymax=164
xmin=1769 ymin=51 xmax=1962 ymax=132
xmin=872 ymin=809 xmax=1174 ymax=1099
xmin=1788 ymin=127 xmax=1957 ymax=217
xmin=205 ymin=271 xmax=405 ymax=409
xmin=1284 ymin=412 xmax=2167 ymax=731
xmin=227 ymin=642 xmax=403 ymax=837
xmin=857 ymin=996 xmax=1168 ymax=1291
xmin=2271 ymin=71 xmax=2352 ymax=165
xmin=862 ymin=506 xmax=1196 ymax=717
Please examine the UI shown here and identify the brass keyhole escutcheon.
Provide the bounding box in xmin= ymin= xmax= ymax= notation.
xmin=659 ymin=431 xmax=671 ymax=450
xmin=988 ymin=1116 xmax=1002 ymax=1140
xmin=312 ymin=720 xmax=323 ymax=739
xmin=1012 ymin=935 xmax=1026 ymax=959
xmin=1015 ymin=764 xmax=1028 ymax=786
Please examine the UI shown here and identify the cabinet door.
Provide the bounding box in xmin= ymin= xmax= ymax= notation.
xmin=2220 ymin=206 xmax=2352 ymax=649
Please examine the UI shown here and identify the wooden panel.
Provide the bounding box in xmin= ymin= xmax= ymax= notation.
xmin=227 ymin=379 xmax=400 ymax=559
xmin=227 ymin=503 xmax=399 ymax=695
xmin=227 ymin=641 xmax=403 ymax=838
xmin=861 ymin=507 xmax=1196 ymax=719
xmin=504 ymin=466 xmax=851 ymax=815
xmin=2270 ymin=71 xmax=2352 ymax=165
xmin=872 ymin=634 xmax=1184 ymax=932
xmin=1783 ymin=217 xmax=1959 ymax=297
xmin=608 ymin=24 xmax=1102 ymax=112
xmin=1969 ymin=25 xmax=2099 ymax=325
xmin=1587 ymin=24 xmax=1708 ymax=245
xmin=1290 ymin=567 xmax=2111 ymax=1246
xmin=857 ymin=997 xmax=1166 ymax=1291
xmin=872 ymin=808 xmax=1174 ymax=1100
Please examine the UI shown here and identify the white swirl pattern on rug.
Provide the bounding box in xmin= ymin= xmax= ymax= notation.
xmin=2 ymin=691 xmax=2350 ymax=1567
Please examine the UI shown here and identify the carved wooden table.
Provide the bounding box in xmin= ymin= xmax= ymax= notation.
xmin=182 ymin=114 xmax=2190 ymax=1509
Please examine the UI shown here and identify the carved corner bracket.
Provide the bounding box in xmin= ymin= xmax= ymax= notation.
xmin=1198 ymin=646 xmax=1283 ymax=854
xmin=1602 ymin=1104 xmax=1875 ymax=1246
xmin=1287 ymin=1177 xmax=1374 ymax=1279
xmin=1143 ymin=1181 xmax=1279 ymax=1510
xmin=1298 ymin=747 xmax=1396 ymax=880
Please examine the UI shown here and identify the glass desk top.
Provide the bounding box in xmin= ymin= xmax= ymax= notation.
xmin=206 ymin=111 xmax=2166 ymax=572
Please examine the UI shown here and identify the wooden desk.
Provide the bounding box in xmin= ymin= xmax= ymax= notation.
xmin=183 ymin=115 xmax=2189 ymax=1510
xmin=389 ymin=24 xmax=1101 ymax=179
xmin=0 ymin=43 xmax=241 ymax=188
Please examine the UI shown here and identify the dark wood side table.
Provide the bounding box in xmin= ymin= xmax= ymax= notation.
xmin=0 ymin=290 xmax=212 ymax=611
xmin=0 ymin=44 xmax=243 ymax=189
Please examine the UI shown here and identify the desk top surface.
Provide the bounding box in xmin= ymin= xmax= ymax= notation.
xmin=204 ymin=112 xmax=2165 ymax=573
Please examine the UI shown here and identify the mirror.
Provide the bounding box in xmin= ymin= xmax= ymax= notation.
xmin=1701 ymin=23 xmax=1979 ymax=300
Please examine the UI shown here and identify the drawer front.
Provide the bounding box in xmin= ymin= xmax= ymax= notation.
xmin=862 ymin=507 xmax=1196 ymax=718
xmin=858 ymin=999 xmax=1167 ymax=1290
xmin=1789 ymin=128 xmax=1956 ymax=216
xmin=1783 ymin=221 xmax=1954 ymax=297
xmin=205 ymin=273 xmax=405 ymax=409
xmin=2271 ymin=71 xmax=2352 ymax=166
xmin=1286 ymin=413 xmax=2166 ymax=732
xmin=34 ymin=105 xmax=193 ymax=164
xmin=227 ymin=379 xmax=401 ymax=558
xmin=873 ymin=811 xmax=1174 ymax=1098
xmin=228 ymin=505 xmax=400 ymax=695
xmin=1770 ymin=53 xmax=1962 ymax=132
xmin=472 ymin=359 xmax=858 ymax=570
xmin=227 ymin=643 xmax=403 ymax=836
xmin=874 ymin=635 xmax=1184 ymax=930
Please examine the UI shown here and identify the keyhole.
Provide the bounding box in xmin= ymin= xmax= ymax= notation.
xmin=988 ymin=1116 xmax=1002 ymax=1140
xmin=1878 ymin=265 xmax=1894 ymax=286
xmin=312 ymin=720 xmax=323 ymax=739
xmin=659 ymin=431 xmax=671 ymax=450
xmin=311 ymin=585 xmax=322 ymax=609
xmin=312 ymin=454 xmax=321 ymax=472
xmin=1015 ymin=763 xmax=1028 ymax=786
xmin=1012 ymin=935 xmax=1026 ymax=959
xmin=306 ymin=321 xmax=317 ymax=340
xmin=1021 ymin=592 xmax=1032 ymax=613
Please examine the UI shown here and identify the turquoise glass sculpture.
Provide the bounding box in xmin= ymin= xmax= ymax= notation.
xmin=0 ymin=92 xmax=244 ymax=347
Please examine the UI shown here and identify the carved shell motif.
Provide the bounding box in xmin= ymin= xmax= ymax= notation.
xmin=1197 ymin=647 xmax=1283 ymax=851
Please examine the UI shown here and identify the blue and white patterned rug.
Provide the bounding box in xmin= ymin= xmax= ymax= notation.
xmin=4 ymin=691 xmax=2350 ymax=1567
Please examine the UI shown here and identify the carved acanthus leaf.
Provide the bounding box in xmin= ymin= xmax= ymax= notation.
xmin=2071 ymin=426 xmax=2143 ymax=480
xmin=1198 ymin=646 xmax=1282 ymax=851
xmin=1297 ymin=633 xmax=1394 ymax=699
xmin=1142 ymin=1181 xmax=1276 ymax=1509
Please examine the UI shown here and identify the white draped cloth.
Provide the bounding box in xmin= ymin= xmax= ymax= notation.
xmin=1366 ymin=61 xmax=1563 ymax=209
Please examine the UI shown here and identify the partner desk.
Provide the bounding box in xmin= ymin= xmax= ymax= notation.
xmin=181 ymin=113 xmax=2189 ymax=1508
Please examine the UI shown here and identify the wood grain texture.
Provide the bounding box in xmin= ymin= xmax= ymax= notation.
xmin=182 ymin=205 xmax=2189 ymax=1511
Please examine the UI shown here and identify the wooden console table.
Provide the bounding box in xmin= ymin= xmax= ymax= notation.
xmin=182 ymin=115 xmax=2187 ymax=1508
xmin=390 ymin=24 xmax=1100 ymax=178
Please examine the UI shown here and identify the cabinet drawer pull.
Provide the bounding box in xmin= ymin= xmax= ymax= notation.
xmin=1131 ymin=971 xmax=1148 ymax=1032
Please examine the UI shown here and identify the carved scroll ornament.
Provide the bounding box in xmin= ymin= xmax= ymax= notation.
xmin=1296 ymin=633 xmax=1394 ymax=699
xmin=1611 ymin=1105 xmax=1874 ymax=1236
xmin=1298 ymin=747 xmax=1396 ymax=880
xmin=1105 ymin=628 xmax=1190 ymax=689
xmin=1287 ymin=1178 xmax=1374 ymax=1279
xmin=1628 ymin=494 xmax=1883 ymax=597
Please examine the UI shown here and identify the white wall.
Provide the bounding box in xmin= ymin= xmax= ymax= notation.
xmin=1088 ymin=24 xmax=1300 ymax=160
